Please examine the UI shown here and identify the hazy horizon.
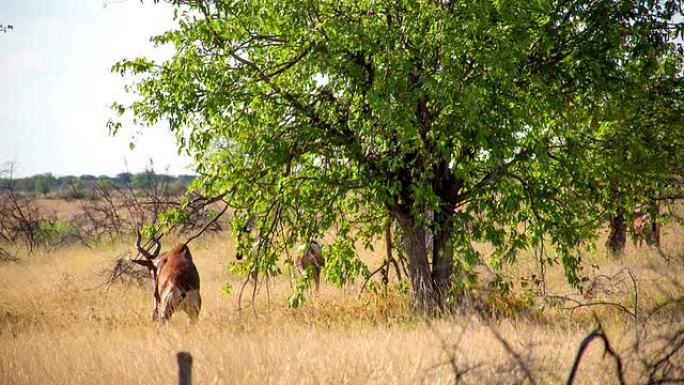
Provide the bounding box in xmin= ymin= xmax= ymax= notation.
xmin=0 ymin=165 xmax=196 ymax=179
xmin=0 ymin=0 xmax=192 ymax=178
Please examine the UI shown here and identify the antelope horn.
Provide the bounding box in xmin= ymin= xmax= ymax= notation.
xmin=136 ymin=229 xmax=161 ymax=260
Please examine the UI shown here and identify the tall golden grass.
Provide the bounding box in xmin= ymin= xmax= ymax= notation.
xmin=0 ymin=206 xmax=682 ymax=384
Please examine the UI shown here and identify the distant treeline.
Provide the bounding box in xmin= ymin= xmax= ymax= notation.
xmin=0 ymin=172 xmax=196 ymax=198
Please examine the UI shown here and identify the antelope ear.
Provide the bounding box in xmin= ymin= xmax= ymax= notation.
xmin=131 ymin=259 xmax=155 ymax=270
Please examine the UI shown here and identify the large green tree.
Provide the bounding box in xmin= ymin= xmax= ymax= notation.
xmin=112 ymin=0 xmax=684 ymax=314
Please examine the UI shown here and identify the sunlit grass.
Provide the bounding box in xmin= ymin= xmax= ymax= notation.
xmin=0 ymin=209 xmax=682 ymax=384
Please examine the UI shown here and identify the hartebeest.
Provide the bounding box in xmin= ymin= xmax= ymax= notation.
xmin=235 ymin=219 xmax=325 ymax=290
xmin=132 ymin=233 xmax=201 ymax=322
xmin=295 ymin=241 xmax=325 ymax=291
xmin=632 ymin=212 xmax=651 ymax=248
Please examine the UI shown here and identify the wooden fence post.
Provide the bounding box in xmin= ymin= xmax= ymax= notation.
xmin=177 ymin=351 xmax=192 ymax=385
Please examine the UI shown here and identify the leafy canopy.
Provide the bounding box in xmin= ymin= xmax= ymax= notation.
xmin=112 ymin=0 xmax=684 ymax=299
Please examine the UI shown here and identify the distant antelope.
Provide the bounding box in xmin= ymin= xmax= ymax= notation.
xmin=235 ymin=219 xmax=324 ymax=290
xmin=132 ymin=232 xmax=201 ymax=322
xmin=296 ymin=240 xmax=325 ymax=291
xmin=632 ymin=212 xmax=651 ymax=248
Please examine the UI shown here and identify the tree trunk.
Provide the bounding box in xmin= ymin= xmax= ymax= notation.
xmin=432 ymin=218 xmax=453 ymax=310
xmin=393 ymin=211 xmax=454 ymax=315
xmin=606 ymin=211 xmax=626 ymax=257
xmin=401 ymin=219 xmax=435 ymax=314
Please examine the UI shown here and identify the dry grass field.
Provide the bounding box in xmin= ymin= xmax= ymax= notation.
xmin=0 ymin=200 xmax=683 ymax=385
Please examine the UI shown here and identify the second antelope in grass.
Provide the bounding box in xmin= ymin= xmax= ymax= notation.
xmin=632 ymin=212 xmax=651 ymax=248
xmin=235 ymin=219 xmax=324 ymax=290
xmin=296 ymin=241 xmax=325 ymax=291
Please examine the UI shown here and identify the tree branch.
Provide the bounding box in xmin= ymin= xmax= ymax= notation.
xmin=566 ymin=323 xmax=626 ymax=385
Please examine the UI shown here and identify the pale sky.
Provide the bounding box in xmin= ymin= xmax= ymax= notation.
xmin=0 ymin=0 xmax=192 ymax=177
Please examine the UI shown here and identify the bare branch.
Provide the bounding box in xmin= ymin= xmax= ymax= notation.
xmin=490 ymin=327 xmax=539 ymax=385
xmin=566 ymin=322 xmax=626 ymax=385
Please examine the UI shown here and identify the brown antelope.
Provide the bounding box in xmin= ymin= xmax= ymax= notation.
xmin=632 ymin=212 xmax=651 ymax=248
xmin=132 ymin=232 xmax=201 ymax=322
xmin=235 ymin=219 xmax=324 ymax=290
xmin=296 ymin=240 xmax=325 ymax=291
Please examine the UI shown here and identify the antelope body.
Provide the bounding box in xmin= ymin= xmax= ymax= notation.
xmin=132 ymin=234 xmax=201 ymax=322
xmin=235 ymin=219 xmax=324 ymax=290
xmin=295 ymin=241 xmax=325 ymax=291
xmin=632 ymin=212 xmax=651 ymax=248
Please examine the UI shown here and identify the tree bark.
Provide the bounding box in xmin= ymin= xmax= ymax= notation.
xmin=392 ymin=209 xmax=453 ymax=315
xmin=431 ymin=216 xmax=453 ymax=310
xmin=401 ymin=219 xmax=435 ymax=314
xmin=606 ymin=210 xmax=626 ymax=257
